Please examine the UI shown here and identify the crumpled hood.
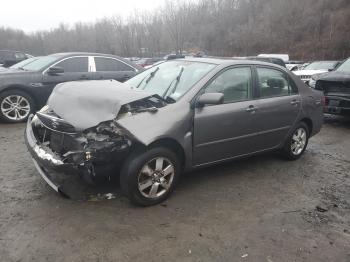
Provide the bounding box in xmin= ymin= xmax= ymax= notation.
xmin=294 ymin=69 xmax=328 ymax=76
xmin=317 ymin=71 xmax=350 ymax=82
xmin=47 ymin=80 xmax=157 ymax=131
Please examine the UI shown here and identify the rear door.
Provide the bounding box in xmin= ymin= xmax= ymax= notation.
xmin=93 ymin=56 xmax=136 ymax=82
xmin=249 ymin=66 xmax=301 ymax=151
xmin=193 ymin=66 xmax=258 ymax=165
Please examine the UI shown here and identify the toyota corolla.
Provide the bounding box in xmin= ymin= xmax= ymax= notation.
xmin=25 ymin=58 xmax=324 ymax=206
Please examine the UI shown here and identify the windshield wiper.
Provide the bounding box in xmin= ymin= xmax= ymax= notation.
xmin=136 ymin=67 xmax=159 ymax=89
xmin=162 ymin=67 xmax=184 ymax=99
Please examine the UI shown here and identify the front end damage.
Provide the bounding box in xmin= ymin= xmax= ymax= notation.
xmin=25 ymin=80 xmax=169 ymax=197
xmin=25 ymin=110 xmax=133 ymax=197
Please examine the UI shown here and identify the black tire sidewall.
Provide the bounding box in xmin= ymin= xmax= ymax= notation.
xmin=283 ymin=122 xmax=309 ymax=160
xmin=0 ymin=90 xmax=34 ymax=123
xmin=120 ymin=146 xmax=181 ymax=206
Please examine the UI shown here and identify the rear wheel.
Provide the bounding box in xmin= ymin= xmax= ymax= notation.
xmin=0 ymin=90 xmax=34 ymax=123
xmin=282 ymin=122 xmax=309 ymax=160
xmin=120 ymin=147 xmax=180 ymax=206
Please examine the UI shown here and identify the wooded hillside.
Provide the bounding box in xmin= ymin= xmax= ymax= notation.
xmin=0 ymin=0 xmax=349 ymax=60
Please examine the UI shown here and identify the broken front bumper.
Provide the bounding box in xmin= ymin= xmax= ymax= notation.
xmin=25 ymin=115 xmax=83 ymax=196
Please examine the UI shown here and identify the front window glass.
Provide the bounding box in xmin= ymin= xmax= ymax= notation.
xmin=257 ymin=67 xmax=292 ymax=98
xmin=304 ymin=61 xmax=336 ymax=70
xmin=126 ymin=60 xmax=217 ymax=102
xmin=21 ymin=56 xmax=58 ymax=71
xmin=336 ymin=59 xmax=350 ymax=72
xmin=204 ymin=67 xmax=252 ymax=103
xmin=55 ymin=57 xmax=88 ymax=72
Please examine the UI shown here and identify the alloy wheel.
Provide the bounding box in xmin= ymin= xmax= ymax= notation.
xmin=291 ymin=127 xmax=307 ymax=156
xmin=137 ymin=157 xmax=175 ymax=199
xmin=1 ymin=95 xmax=31 ymax=121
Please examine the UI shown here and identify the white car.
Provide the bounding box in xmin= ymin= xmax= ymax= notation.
xmin=293 ymin=61 xmax=339 ymax=84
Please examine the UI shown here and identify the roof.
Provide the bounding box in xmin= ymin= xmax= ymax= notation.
xmin=48 ymin=52 xmax=125 ymax=58
xmin=179 ymin=57 xmax=285 ymax=68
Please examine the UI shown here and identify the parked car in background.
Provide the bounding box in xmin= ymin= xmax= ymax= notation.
xmin=293 ymin=61 xmax=340 ymax=84
xmin=313 ymin=57 xmax=350 ymax=115
xmin=286 ymin=61 xmax=304 ymax=71
xmin=0 ymin=52 xmax=141 ymax=123
xmin=238 ymin=56 xmax=286 ymax=68
xmin=0 ymin=50 xmax=33 ymax=68
xmin=164 ymin=54 xmax=186 ymax=60
xmin=258 ymin=54 xmax=289 ymax=62
xmin=0 ymin=57 xmax=40 ymax=72
xmin=25 ymin=58 xmax=323 ymax=206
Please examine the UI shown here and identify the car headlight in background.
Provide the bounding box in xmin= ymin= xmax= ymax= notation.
xmin=309 ymin=77 xmax=316 ymax=88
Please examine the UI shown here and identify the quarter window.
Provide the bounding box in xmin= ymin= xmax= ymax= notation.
xmin=204 ymin=67 xmax=252 ymax=103
xmin=95 ymin=57 xmax=134 ymax=72
xmin=256 ymin=67 xmax=296 ymax=98
xmin=55 ymin=57 xmax=88 ymax=73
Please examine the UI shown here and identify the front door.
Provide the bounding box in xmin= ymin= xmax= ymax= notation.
xmin=193 ymin=66 xmax=257 ymax=166
xmin=41 ymin=56 xmax=91 ymax=102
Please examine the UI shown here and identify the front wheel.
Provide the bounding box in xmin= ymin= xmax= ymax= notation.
xmin=0 ymin=90 xmax=34 ymax=123
xmin=282 ymin=122 xmax=309 ymax=160
xmin=120 ymin=147 xmax=181 ymax=206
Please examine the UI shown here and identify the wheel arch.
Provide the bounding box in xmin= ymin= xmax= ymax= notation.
xmin=0 ymin=85 xmax=38 ymax=109
xmin=300 ymin=117 xmax=313 ymax=137
xmin=147 ymin=138 xmax=186 ymax=170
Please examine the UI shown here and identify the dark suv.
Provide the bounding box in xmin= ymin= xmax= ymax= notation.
xmin=0 ymin=52 xmax=141 ymax=123
xmin=314 ymin=57 xmax=350 ymax=115
xmin=0 ymin=50 xmax=32 ymax=68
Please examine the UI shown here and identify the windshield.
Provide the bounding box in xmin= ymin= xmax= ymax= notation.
xmin=125 ymin=60 xmax=216 ymax=102
xmin=336 ymin=58 xmax=350 ymax=72
xmin=9 ymin=57 xmax=38 ymax=69
xmin=304 ymin=61 xmax=336 ymax=70
xmin=20 ymin=56 xmax=58 ymax=71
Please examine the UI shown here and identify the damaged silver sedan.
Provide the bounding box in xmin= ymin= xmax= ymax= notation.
xmin=25 ymin=58 xmax=324 ymax=206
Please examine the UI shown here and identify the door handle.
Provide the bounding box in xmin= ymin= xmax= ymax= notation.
xmin=245 ymin=105 xmax=258 ymax=113
xmin=290 ymin=100 xmax=300 ymax=106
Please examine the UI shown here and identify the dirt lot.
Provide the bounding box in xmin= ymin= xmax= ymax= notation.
xmin=0 ymin=115 xmax=349 ymax=262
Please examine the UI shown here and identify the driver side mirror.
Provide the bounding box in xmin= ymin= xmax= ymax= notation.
xmin=47 ymin=66 xmax=64 ymax=75
xmin=196 ymin=93 xmax=224 ymax=107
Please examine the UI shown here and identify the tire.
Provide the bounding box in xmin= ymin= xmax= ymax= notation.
xmin=281 ymin=122 xmax=309 ymax=160
xmin=0 ymin=90 xmax=34 ymax=123
xmin=120 ymin=146 xmax=181 ymax=206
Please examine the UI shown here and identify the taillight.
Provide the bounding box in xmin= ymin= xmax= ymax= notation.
xmin=321 ymin=96 xmax=326 ymax=106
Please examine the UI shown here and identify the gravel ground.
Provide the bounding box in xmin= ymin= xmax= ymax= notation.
xmin=0 ymin=115 xmax=349 ymax=262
